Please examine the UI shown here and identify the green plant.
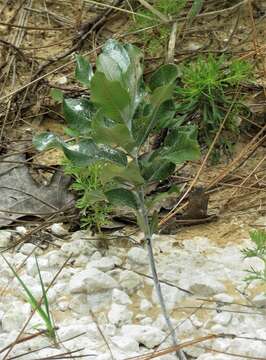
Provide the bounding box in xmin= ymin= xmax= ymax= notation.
xmin=2 ymin=255 xmax=56 ymax=341
xmin=175 ymin=55 xmax=252 ymax=162
xmin=131 ymin=0 xmax=187 ymax=56
xmin=63 ymin=159 xmax=111 ymax=231
xmin=34 ymin=39 xmax=200 ymax=360
xmin=242 ymin=230 xmax=266 ymax=288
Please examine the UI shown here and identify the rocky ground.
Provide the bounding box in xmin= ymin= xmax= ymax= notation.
xmin=0 ymin=217 xmax=266 ymax=360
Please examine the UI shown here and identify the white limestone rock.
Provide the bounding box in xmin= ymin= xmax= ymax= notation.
xmin=112 ymin=289 xmax=132 ymax=305
xmin=35 ymin=271 xmax=54 ymax=286
xmin=74 ymin=254 xmax=90 ymax=267
xmin=228 ymin=336 xmax=266 ymax=358
xmin=121 ymin=325 xmax=165 ymax=348
xmin=108 ymin=304 xmax=133 ymax=327
xmin=19 ymin=243 xmax=36 ymax=255
xmin=26 ymin=257 xmax=49 ymax=276
xmin=87 ymin=291 xmax=112 ymax=312
xmin=212 ymin=312 xmax=232 ymax=326
xmin=50 ymin=223 xmax=68 ymax=236
xmin=197 ymin=355 xmax=233 ymax=360
xmin=140 ymin=299 xmax=152 ymax=312
xmin=2 ymin=303 xmax=31 ymax=332
xmin=152 ymin=283 xmax=185 ymax=311
xmin=213 ymin=293 xmax=234 ymax=304
xmin=111 ymin=335 xmax=139 ymax=352
xmin=88 ymin=257 xmax=117 ymax=272
xmin=69 ymin=268 xmax=118 ymax=294
xmin=16 ymin=226 xmax=27 ymax=236
xmin=0 ymin=230 xmax=12 ymax=247
xmin=48 ymin=250 xmax=66 ymax=268
xmin=61 ymin=240 xmax=96 ymax=257
xmin=140 ymin=317 xmax=153 ymax=325
xmin=127 ymin=247 xmax=148 ymax=266
xmin=119 ymin=270 xmax=143 ymax=294
xmin=179 ymin=272 xmax=225 ymax=296
xmin=252 ymin=293 xmax=266 ymax=307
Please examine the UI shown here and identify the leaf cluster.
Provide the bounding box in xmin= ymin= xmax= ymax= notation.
xmin=34 ymin=39 xmax=200 ymax=225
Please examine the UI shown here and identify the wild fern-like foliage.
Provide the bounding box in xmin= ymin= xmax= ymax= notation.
xmin=175 ymin=55 xmax=252 ymax=162
xmin=242 ymin=230 xmax=266 ymax=286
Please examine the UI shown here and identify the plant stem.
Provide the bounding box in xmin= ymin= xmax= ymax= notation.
xmin=137 ymin=189 xmax=186 ymax=360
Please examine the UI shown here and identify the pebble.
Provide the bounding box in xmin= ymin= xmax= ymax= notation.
xmin=0 ymin=230 xmax=12 ymax=247
xmin=127 ymin=247 xmax=149 ymax=266
xmin=112 ymin=288 xmax=132 ymax=305
xmin=108 ymin=303 xmax=133 ymax=326
xmin=119 ymin=270 xmax=143 ymax=294
xmin=69 ymin=268 xmax=118 ymax=294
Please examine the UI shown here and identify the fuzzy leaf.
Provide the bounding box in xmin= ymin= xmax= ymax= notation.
xmin=161 ymin=130 xmax=200 ymax=164
xmin=92 ymin=110 xmax=135 ymax=152
xmin=97 ymin=40 xmax=144 ymax=119
xmin=91 ymin=72 xmax=131 ymax=127
xmin=149 ymin=64 xmax=178 ymax=91
xmin=75 ymin=54 xmax=93 ymax=87
xmin=101 ymin=162 xmax=144 ymax=185
xmin=105 ymin=188 xmax=139 ymax=210
xmin=136 ymin=82 xmax=176 ymax=147
xmin=33 ymin=133 xmax=127 ymax=167
xmin=63 ymin=98 xmax=93 ymax=134
xmin=140 ymin=152 xmax=176 ymax=181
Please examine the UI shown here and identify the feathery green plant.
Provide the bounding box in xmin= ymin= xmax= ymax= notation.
xmin=242 ymin=230 xmax=266 ymax=287
xmin=175 ymin=55 xmax=252 ymax=162
xmin=62 ymin=159 xmax=111 ymax=231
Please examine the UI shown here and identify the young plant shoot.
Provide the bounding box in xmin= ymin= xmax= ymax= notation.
xmin=34 ymin=40 xmax=200 ymax=360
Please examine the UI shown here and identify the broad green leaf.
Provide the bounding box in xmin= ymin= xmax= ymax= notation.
xmin=146 ymin=185 xmax=179 ymax=210
xmin=123 ymin=44 xmax=144 ymax=115
xmin=33 ymin=133 xmax=127 ymax=167
xmin=161 ymin=130 xmax=200 ymax=164
xmin=101 ymin=162 xmax=144 ymax=185
xmin=83 ymin=189 xmax=107 ymax=204
xmin=75 ymin=54 xmax=93 ymax=87
xmin=92 ymin=110 xmax=135 ymax=152
xmin=97 ymin=40 xmax=144 ymax=120
xmin=101 ymin=39 xmax=130 ymax=73
xmin=33 ymin=132 xmax=59 ymax=151
xmin=63 ymin=98 xmax=93 ymax=134
xmin=154 ymin=100 xmax=176 ymax=129
xmin=140 ymin=151 xmax=176 ymax=181
xmin=136 ymin=82 xmax=176 ymax=147
xmin=105 ymin=188 xmax=139 ymax=210
xmin=91 ymin=72 xmax=131 ymax=128
xmin=50 ymin=88 xmax=63 ymax=103
xmin=97 ymin=53 xmax=123 ymax=83
xmin=149 ymin=64 xmax=178 ymax=91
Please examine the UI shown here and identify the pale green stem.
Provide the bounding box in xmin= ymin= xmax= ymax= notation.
xmin=137 ymin=188 xmax=186 ymax=360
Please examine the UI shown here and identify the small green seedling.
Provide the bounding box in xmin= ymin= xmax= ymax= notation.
xmin=63 ymin=159 xmax=111 ymax=231
xmin=2 ymin=255 xmax=56 ymax=341
xmin=34 ymin=40 xmax=200 ymax=360
xmin=242 ymin=230 xmax=266 ymax=288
